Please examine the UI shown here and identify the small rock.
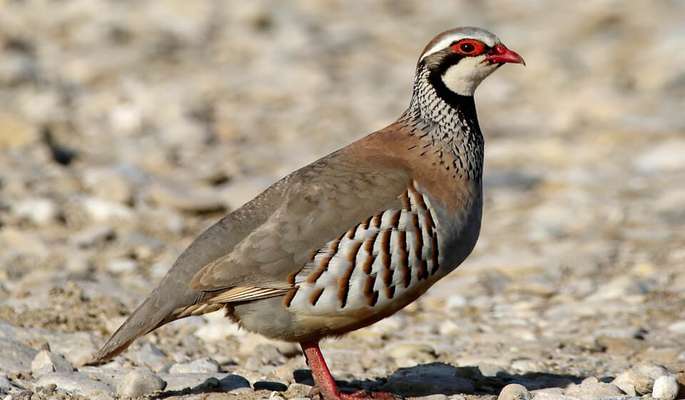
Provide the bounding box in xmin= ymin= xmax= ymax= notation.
xmin=169 ymin=358 xmax=220 ymax=374
xmin=613 ymin=363 xmax=669 ymax=395
xmin=634 ymin=140 xmax=685 ymax=173
xmin=667 ymin=320 xmax=685 ymax=334
xmin=0 ymin=113 xmax=36 ymax=149
xmin=12 ymin=198 xmax=58 ymax=225
xmin=387 ymin=342 xmax=436 ymax=360
xmin=565 ymin=376 xmax=623 ymax=399
xmin=652 ymin=375 xmax=679 ymax=400
xmin=116 ymin=368 xmax=166 ymax=398
xmin=420 ymin=395 xmax=448 ymax=400
xmin=147 ymin=181 xmax=227 ymax=213
xmin=498 ymin=383 xmax=531 ymax=400
xmin=132 ymin=343 xmax=168 ymax=372
xmin=81 ymin=197 xmax=133 ymax=221
xmin=0 ymin=338 xmax=38 ymax=373
xmin=37 ymin=372 xmax=114 ymax=398
xmin=0 ymin=374 xmax=14 ymax=394
xmin=46 ymin=332 xmax=99 ymax=366
xmin=107 ymin=258 xmax=137 ymax=274
xmin=82 ymin=168 xmax=133 ymax=204
xmin=31 ymin=350 xmax=73 ymax=377
xmin=71 ymin=226 xmax=116 ymax=248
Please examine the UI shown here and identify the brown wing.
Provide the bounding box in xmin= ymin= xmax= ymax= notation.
xmin=190 ymin=148 xmax=411 ymax=293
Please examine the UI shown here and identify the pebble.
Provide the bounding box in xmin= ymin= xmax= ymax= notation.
xmin=168 ymin=357 xmax=220 ymax=374
xmin=116 ymin=368 xmax=166 ymax=398
xmin=131 ymin=342 xmax=168 ymax=372
xmin=652 ymin=375 xmax=679 ymax=400
xmin=0 ymin=338 xmax=37 ymax=373
xmin=497 ymin=384 xmax=531 ymax=400
xmin=634 ymin=140 xmax=685 ymax=173
xmin=564 ymin=377 xmax=623 ymax=399
xmin=667 ymin=320 xmax=685 ymax=334
xmin=12 ymin=198 xmax=58 ymax=225
xmin=81 ymin=196 xmax=134 ymax=221
xmin=0 ymin=374 xmax=13 ymax=394
xmin=37 ymin=372 xmax=114 ymax=399
xmin=612 ymin=363 xmax=669 ymax=395
xmin=387 ymin=342 xmax=436 ymax=361
xmin=30 ymin=350 xmax=73 ymax=377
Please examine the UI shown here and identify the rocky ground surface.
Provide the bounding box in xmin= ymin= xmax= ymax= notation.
xmin=1 ymin=1 xmax=685 ymax=399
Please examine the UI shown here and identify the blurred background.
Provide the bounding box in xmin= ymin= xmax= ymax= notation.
xmin=0 ymin=1 xmax=684 ymax=399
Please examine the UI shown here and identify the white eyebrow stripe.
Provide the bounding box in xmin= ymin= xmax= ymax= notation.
xmin=419 ymin=32 xmax=498 ymax=62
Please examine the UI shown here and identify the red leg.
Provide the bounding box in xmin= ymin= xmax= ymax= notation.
xmin=300 ymin=341 xmax=399 ymax=400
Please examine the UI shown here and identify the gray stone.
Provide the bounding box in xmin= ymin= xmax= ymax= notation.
xmin=45 ymin=332 xmax=99 ymax=366
xmin=31 ymin=350 xmax=73 ymax=377
xmin=652 ymin=375 xmax=679 ymax=400
xmin=116 ymin=368 xmax=166 ymax=398
xmin=168 ymin=357 xmax=220 ymax=374
xmin=132 ymin=342 xmax=168 ymax=372
xmin=36 ymin=372 xmax=114 ymax=399
xmin=0 ymin=374 xmax=14 ymax=394
xmin=0 ymin=338 xmax=37 ymax=373
xmin=498 ymin=384 xmax=531 ymax=400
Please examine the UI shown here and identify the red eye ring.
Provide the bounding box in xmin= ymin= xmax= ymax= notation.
xmin=450 ymin=39 xmax=486 ymax=56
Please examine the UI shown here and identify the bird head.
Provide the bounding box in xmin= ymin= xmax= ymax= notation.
xmin=418 ymin=27 xmax=525 ymax=97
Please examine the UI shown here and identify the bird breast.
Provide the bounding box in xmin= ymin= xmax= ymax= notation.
xmin=284 ymin=180 xmax=480 ymax=317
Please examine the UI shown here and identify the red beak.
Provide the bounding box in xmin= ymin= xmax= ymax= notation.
xmin=485 ymin=43 xmax=525 ymax=65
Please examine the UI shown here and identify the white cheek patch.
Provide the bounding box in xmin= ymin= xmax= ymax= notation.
xmin=441 ymin=56 xmax=497 ymax=96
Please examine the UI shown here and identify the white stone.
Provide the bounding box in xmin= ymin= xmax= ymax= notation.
xmin=497 ymin=383 xmax=531 ymax=400
xmin=652 ymin=375 xmax=679 ymax=400
xmin=116 ymin=368 xmax=166 ymax=398
xmin=13 ymin=198 xmax=58 ymax=225
xmin=81 ymin=197 xmax=133 ymax=221
xmin=667 ymin=320 xmax=685 ymax=334
xmin=634 ymin=140 xmax=685 ymax=173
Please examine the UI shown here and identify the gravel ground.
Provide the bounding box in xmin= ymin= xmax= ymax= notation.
xmin=1 ymin=1 xmax=685 ymax=399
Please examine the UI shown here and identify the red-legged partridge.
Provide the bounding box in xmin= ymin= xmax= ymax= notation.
xmin=91 ymin=27 xmax=524 ymax=400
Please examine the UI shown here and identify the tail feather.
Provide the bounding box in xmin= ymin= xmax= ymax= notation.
xmin=88 ymin=284 xmax=205 ymax=364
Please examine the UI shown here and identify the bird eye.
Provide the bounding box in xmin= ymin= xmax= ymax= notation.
xmin=451 ymin=39 xmax=486 ymax=56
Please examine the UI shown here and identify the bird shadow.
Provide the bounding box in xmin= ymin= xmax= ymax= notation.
xmin=294 ymin=362 xmax=584 ymax=398
xmin=151 ymin=362 xmax=584 ymax=399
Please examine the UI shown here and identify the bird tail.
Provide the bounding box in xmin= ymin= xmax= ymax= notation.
xmin=87 ymin=285 xmax=217 ymax=365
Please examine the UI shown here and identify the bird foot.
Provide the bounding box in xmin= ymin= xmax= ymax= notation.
xmin=339 ymin=390 xmax=401 ymax=400
xmin=309 ymin=386 xmax=401 ymax=400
